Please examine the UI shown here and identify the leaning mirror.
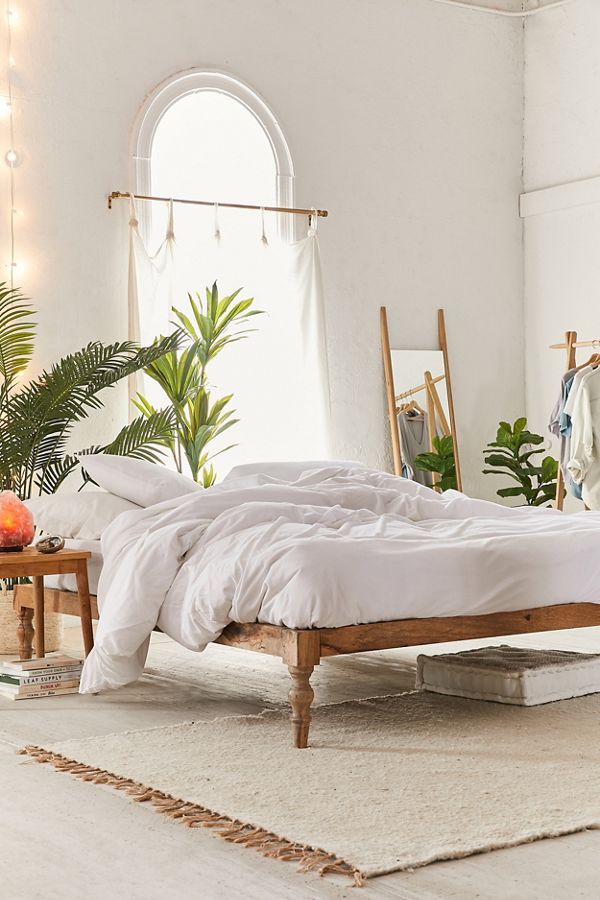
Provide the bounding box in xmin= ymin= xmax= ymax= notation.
xmin=380 ymin=307 xmax=462 ymax=492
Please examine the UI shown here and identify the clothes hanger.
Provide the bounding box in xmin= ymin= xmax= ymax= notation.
xmin=573 ymin=341 xmax=600 ymax=371
xmin=399 ymin=392 xmax=425 ymax=415
xmin=399 ymin=400 xmax=419 ymax=414
xmin=573 ymin=354 xmax=600 ymax=371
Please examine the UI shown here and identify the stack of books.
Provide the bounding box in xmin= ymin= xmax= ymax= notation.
xmin=0 ymin=654 xmax=83 ymax=700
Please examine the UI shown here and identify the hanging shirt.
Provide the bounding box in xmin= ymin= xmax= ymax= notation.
xmin=563 ymin=365 xmax=594 ymax=419
xmin=567 ymin=368 xmax=600 ymax=509
xmin=397 ymin=410 xmax=434 ymax=488
xmin=558 ymin=374 xmax=583 ymax=501
xmin=548 ymin=369 xmax=582 ymax=500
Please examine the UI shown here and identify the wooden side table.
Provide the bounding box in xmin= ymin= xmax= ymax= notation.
xmin=1 ymin=548 xmax=93 ymax=659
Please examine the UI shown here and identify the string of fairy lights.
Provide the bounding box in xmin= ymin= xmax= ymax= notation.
xmin=2 ymin=1 xmax=19 ymax=287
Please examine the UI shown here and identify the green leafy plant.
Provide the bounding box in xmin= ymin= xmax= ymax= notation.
xmin=0 ymin=282 xmax=180 ymax=500
xmin=414 ymin=435 xmax=457 ymax=492
xmin=136 ymin=282 xmax=262 ymax=486
xmin=483 ymin=417 xmax=562 ymax=507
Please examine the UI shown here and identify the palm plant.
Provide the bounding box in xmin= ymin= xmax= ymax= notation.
xmin=0 ymin=282 xmax=180 ymax=499
xmin=135 ymin=282 xmax=262 ymax=486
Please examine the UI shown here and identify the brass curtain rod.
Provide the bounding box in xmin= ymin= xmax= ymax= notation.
xmin=549 ymin=340 xmax=600 ymax=349
xmin=395 ymin=373 xmax=445 ymax=401
xmin=107 ymin=191 xmax=328 ymax=218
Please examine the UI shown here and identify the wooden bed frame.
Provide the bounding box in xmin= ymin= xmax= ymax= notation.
xmin=13 ymin=585 xmax=600 ymax=747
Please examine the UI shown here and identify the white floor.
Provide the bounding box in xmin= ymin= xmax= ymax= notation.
xmin=2 ymin=626 xmax=600 ymax=899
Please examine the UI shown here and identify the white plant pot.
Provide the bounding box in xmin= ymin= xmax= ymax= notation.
xmin=0 ymin=582 xmax=63 ymax=655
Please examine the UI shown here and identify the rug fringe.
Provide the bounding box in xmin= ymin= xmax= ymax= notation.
xmin=18 ymin=745 xmax=363 ymax=886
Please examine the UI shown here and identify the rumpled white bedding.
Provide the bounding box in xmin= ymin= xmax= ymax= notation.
xmin=80 ymin=465 xmax=600 ymax=693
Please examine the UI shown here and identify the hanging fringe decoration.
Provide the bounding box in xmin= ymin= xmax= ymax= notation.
xmin=260 ymin=207 xmax=268 ymax=246
xmin=18 ymin=745 xmax=364 ymax=886
xmin=214 ymin=202 xmax=221 ymax=241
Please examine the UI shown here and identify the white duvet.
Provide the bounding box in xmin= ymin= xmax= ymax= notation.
xmin=80 ymin=465 xmax=600 ymax=693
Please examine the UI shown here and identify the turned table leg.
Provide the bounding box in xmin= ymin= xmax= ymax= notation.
xmin=75 ymin=561 xmax=94 ymax=657
xmin=288 ymin=665 xmax=315 ymax=749
xmin=17 ymin=607 xmax=34 ymax=660
xmin=32 ymin=575 xmax=45 ymax=658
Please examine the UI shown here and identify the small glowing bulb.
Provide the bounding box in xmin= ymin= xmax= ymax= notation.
xmin=5 ymin=149 xmax=19 ymax=166
xmin=7 ymin=8 xmax=19 ymax=24
xmin=8 ymin=56 xmax=16 ymax=68
xmin=0 ymin=98 xmax=11 ymax=117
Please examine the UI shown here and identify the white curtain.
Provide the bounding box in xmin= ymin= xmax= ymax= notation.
xmin=128 ymin=195 xmax=175 ymax=346
xmin=127 ymin=197 xmax=331 ymax=475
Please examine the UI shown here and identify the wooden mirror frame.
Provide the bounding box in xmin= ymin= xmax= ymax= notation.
xmin=380 ymin=306 xmax=462 ymax=491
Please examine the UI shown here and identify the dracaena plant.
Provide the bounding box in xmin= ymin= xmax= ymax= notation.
xmin=0 ymin=282 xmax=180 ymax=500
xmin=135 ymin=282 xmax=262 ymax=486
xmin=483 ymin=417 xmax=562 ymax=507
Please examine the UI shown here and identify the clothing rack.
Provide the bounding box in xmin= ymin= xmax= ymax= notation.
xmin=396 ymin=374 xmax=450 ymax=438
xmin=395 ymin=373 xmax=446 ymax=402
xmin=550 ymin=337 xmax=600 ymax=351
xmin=550 ymin=330 xmax=594 ymax=511
xmin=424 ymin=373 xmax=449 ymax=487
xmin=380 ymin=307 xmax=462 ymax=492
xmin=396 ymin=371 xmax=450 ymax=488
xmin=107 ymin=191 xmax=329 ymax=219
xmin=424 ymin=372 xmax=451 ymax=439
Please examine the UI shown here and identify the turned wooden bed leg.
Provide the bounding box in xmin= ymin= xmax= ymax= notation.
xmin=288 ymin=665 xmax=315 ymax=749
xmin=281 ymin=629 xmax=320 ymax=748
xmin=17 ymin=607 xmax=34 ymax=660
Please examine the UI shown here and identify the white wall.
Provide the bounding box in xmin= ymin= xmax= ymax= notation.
xmin=2 ymin=0 xmax=526 ymax=496
xmin=523 ymin=0 xmax=600 ymax=507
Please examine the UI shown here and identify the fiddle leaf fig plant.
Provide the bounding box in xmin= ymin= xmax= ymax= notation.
xmin=483 ymin=417 xmax=562 ymax=507
xmin=414 ymin=435 xmax=457 ymax=492
xmin=136 ymin=282 xmax=263 ymax=486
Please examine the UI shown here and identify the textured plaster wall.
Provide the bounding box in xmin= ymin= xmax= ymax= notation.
xmin=1 ymin=0 xmax=525 ymax=495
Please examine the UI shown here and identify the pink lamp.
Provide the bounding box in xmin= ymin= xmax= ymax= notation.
xmin=0 ymin=491 xmax=35 ymax=552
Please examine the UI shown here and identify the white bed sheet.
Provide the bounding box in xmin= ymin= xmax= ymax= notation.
xmin=44 ymin=538 xmax=103 ymax=595
xmin=79 ymin=465 xmax=600 ymax=694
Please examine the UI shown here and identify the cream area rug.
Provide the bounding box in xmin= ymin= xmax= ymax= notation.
xmin=21 ymin=692 xmax=600 ymax=882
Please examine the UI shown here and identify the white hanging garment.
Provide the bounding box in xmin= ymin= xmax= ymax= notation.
xmin=567 ymin=368 xmax=600 ymax=509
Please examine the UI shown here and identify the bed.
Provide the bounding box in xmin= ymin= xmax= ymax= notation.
xmin=14 ymin=461 xmax=600 ymax=747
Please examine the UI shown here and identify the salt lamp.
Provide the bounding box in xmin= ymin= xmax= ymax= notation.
xmin=0 ymin=491 xmax=35 ymax=552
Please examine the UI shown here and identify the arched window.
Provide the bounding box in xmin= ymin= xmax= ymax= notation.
xmin=128 ymin=70 xmax=322 ymax=475
xmin=130 ymin=69 xmax=294 ymax=241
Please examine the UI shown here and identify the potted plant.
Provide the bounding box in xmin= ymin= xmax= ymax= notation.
xmin=483 ymin=417 xmax=562 ymax=507
xmin=0 ymin=282 xmax=179 ymax=650
xmin=136 ymin=282 xmax=262 ymax=486
xmin=414 ymin=435 xmax=457 ymax=492
xmin=0 ymin=282 xmax=180 ymax=499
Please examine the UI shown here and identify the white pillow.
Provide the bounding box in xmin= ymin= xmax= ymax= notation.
xmin=80 ymin=455 xmax=200 ymax=507
xmin=25 ymin=491 xmax=140 ymax=540
xmin=223 ymin=460 xmax=368 ymax=482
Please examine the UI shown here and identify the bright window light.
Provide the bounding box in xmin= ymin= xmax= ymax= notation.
xmin=151 ymin=91 xmax=276 ymax=205
xmin=150 ymin=91 xmax=276 ymax=246
xmin=146 ymin=89 xmax=283 ymax=474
